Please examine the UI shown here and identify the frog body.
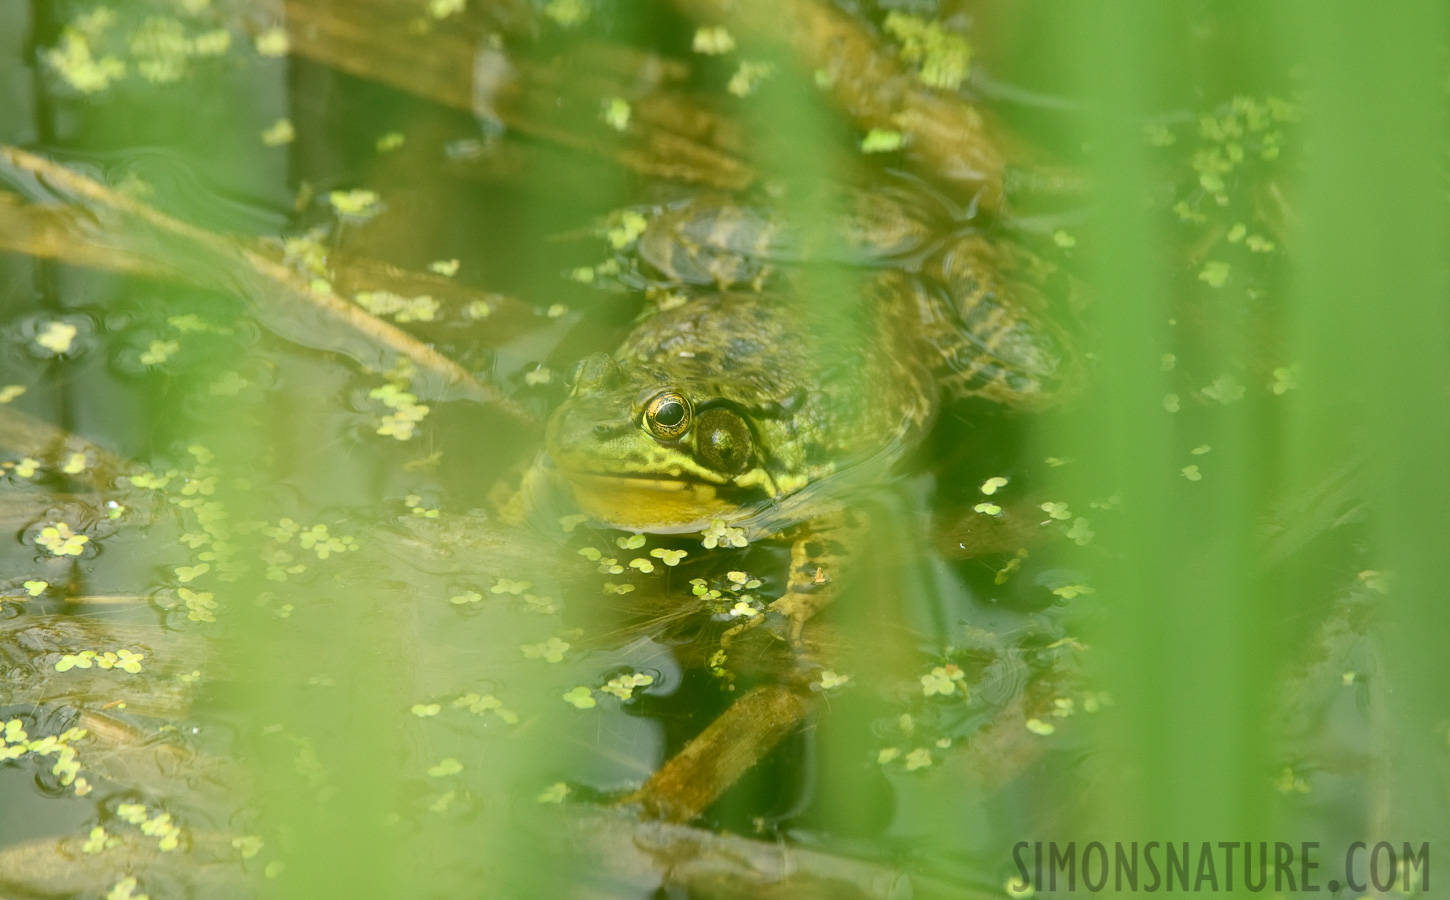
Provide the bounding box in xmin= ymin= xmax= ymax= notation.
xmin=635 ymin=189 xmax=937 ymax=288
xmin=541 ymin=192 xmax=1076 ymax=552
xmin=630 ymin=193 xmax=1078 ymax=408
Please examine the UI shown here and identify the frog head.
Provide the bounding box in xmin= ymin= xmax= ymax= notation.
xmin=544 ymin=353 xmax=802 ymax=533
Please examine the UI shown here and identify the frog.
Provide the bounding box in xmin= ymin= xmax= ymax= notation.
xmin=537 ymin=189 xmax=1080 ymax=640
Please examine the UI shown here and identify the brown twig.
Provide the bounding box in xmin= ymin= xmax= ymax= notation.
xmin=0 ymin=146 xmax=535 ymax=423
xmin=627 ymin=683 xmax=809 ymax=822
xmin=0 ymin=190 xmax=541 ymax=349
xmin=281 ymin=0 xmax=756 ymax=191
xmin=540 ymin=805 xmax=1005 ymax=900
xmin=671 ymin=0 xmax=1008 ymax=211
xmin=0 ymin=405 xmax=135 ymax=488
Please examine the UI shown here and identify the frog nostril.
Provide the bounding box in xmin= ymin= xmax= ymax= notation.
xmin=593 ymin=424 xmax=613 ymax=438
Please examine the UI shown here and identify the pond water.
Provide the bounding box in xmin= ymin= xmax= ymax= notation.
xmin=0 ymin=3 xmax=1400 ymax=899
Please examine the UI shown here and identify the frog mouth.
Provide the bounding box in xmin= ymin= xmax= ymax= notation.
xmin=560 ymin=471 xmax=739 ymax=533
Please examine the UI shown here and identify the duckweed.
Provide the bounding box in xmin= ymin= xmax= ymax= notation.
xmin=883 ymin=12 xmax=971 ymax=91
xmin=174 ymin=563 xmax=209 ymax=582
xmin=453 ymin=693 xmax=519 ymax=723
xmin=521 ymin=637 xmax=570 ymax=663
xmin=106 ymin=877 xmax=148 ymax=900
xmin=536 ymin=782 xmax=570 ymax=803
xmin=297 ymin=524 xmax=358 ymax=559
xmin=355 ymin=291 xmax=440 ymax=323
xmin=37 ymin=523 xmax=89 ymax=557
xmin=427 ymin=758 xmax=463 ymax=777
xmin=903 ymin=747 xmax=933 ymax=771
xmin=1065 ymin=518 xmax=1095 ymax=545
xmin=327 ymin=189 xmax=381 ymax=219
xmin=1271 ymin=366 xmax=1298 ymax=394
xmin=600 ymin=671 xmax=654 ymax=700
xmin=254 ymin=28 xmax=289 ymax=57
xmin=596 ymin=558 xmax=624 ymax=575
xmin=726 ymin=60 xmax=774 ymax=97
xmin=700 ymin=518 xmax=747 ymax=549
xmin=82 ymin=826 xmax=117 ymax=854
xmin=11 ymin=457 xmax=40 ymax=478
xmin=692 ymin=26 xmax=735 ymax=55
xmin=1201 ymin=374 xmax=1246 ymax=404
xmin=45 ymin=27 xmax=126 ymax=94
xmin=1198 ymin=260 xmax=1230 ymax=287
xmin=232 ymin=836 xmax=264 ymax=859
xmin=648 ymin=547 xmax=687 ymax=566
xmin=55 ymin=648 xmax=146 ymax=674
xmin=561 ymin=686 xmax=596 ymax=709
xmin=428 ymin=0 xmax=465 ymax=19
xmin=920 ymin=664 xmax=965 ymax=697
xmin=1038 ymin=502 xmax=1071 ymax=521
xmin=543 ymin=0 xmax=589 ymax=27
xmin=179 ymin=587 xmax=218 ymax=622
xmin=816 ymin=670 xmax=850 ymax=690
xmin=602 ymin=97 xmax=630 ymax=131
xmin=979 ymin=476 xmax=1009 ymax=495
xmin=728 ymin=600 xmax=759 ymax=618
xmin=36 ymin=321 xmax=79 ymax=354
xmin=860 ymin=128 xmax=905 ymax=153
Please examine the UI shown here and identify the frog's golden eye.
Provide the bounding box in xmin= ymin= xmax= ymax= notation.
xmin=643 ymin=391 xmax=691 ymax=440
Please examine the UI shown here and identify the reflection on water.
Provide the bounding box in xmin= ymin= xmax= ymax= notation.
xmin=0 ymin=2 xmax=1402 ymax=899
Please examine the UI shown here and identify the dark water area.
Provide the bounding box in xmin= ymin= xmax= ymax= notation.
xmin=0 ymin=2 xmax=1425 ymax=899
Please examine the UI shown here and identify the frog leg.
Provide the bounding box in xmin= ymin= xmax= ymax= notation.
xmin=719 ymin=512 xmax=858 ymax=649
xmin=766 ymin=525 xmax=849 ymax=643
xmin=633 ymin=515 xmax=863 ymax=821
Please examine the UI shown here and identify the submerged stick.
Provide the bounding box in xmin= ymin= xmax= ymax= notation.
xmin=0 ymin=146 xmax=535 ymax=423
xmin=0 ymin=192 xmax=170 ymax=277
xmin=538 ymin=805 xmax=1002 ymax=900
xmin=281 ymin=0 xmax=755 ymax=190
xmin=628 ymin=683 xmax=808 ymax=822
xmin=0 ymin=190 xmax=540 ymax=348
xmin=671 ymin=0 xmax=1007 ymax=211
xmin=0 ymin=406 xmax=135 ymax=488
xmin=0 ymin=833 xmax=249 ymax=899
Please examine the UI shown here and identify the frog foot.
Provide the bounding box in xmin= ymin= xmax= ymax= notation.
xmin=718 ymin=533 xmax=838 ymax=652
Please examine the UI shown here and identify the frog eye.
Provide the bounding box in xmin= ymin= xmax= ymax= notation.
xmin=694 ymin=408 xmax=753 ymax=475
xmin=643 ymin=391 xmax=691 ymax=440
